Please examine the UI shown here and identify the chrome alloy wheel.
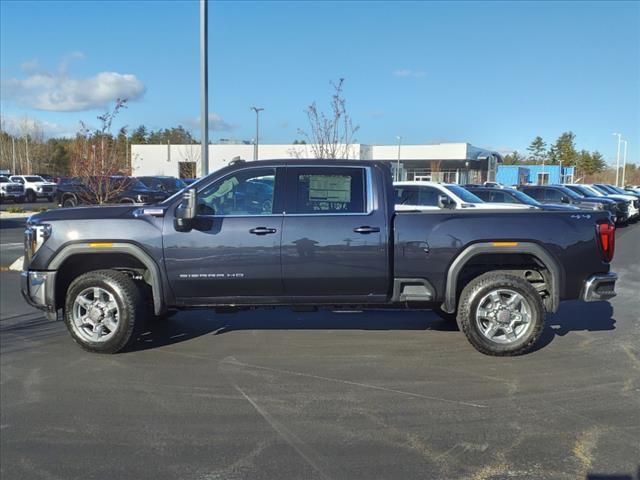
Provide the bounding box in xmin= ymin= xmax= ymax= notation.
xmin=475 ymin=289 xmax=532 ymax=344
xmin=71 ymin=287 xmax=120 ymax=343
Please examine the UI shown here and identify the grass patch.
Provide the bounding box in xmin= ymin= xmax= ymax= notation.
xmin=6 ymin=206 xmax=25 ymax=213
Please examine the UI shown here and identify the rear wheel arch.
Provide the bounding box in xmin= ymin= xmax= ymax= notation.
xmin=442 ymin=242 xmax=561 ymax=315
xmin=49 ymin=243 xmax=165 ymax=316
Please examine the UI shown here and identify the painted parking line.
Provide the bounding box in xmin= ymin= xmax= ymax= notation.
xmin=1 ymin=243 xmax=24 ymax=248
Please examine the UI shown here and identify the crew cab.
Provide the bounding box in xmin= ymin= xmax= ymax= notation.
xmin=10 ymin=175 xmax=57 ymax=202
xmin=0 ymin=175 xmax=25 ymax=203
xmin=394 ymin=181 xmax=532 ymax=211
xmin=22 ymin=160 xmax=617 ymax=356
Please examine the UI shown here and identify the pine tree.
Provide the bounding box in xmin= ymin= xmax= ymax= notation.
xmin=549 ymin=132 xmax=578 ymax=166
xmin=526 ymin=136 xmax=547 ymax=164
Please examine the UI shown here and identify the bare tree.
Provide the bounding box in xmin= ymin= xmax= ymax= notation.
xmin=68 ymin=99 xmax=131 ymax=204
xmin=297 ymin=78 xmax=359 ymax=159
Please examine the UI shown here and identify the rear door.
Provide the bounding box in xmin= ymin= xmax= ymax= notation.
xmin=281 ymin=166 xmax=389 ymax=300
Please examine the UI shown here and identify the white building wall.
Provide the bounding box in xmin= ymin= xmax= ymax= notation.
xmin=371 ymin=143 xmax=469 ymax=160
xmin=131 ymin=142 xmax=494 ymax=178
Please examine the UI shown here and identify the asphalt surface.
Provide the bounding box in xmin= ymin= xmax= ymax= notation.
xmin=1 ymin=218 xmax=639 ymax=480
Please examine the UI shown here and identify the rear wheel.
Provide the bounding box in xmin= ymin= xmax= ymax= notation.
xmin=62 ymin=196 xmax=77 ymax=208
xmin=457 ymin=272 xmax=544 ymax=356
xmin=64 ymin=270 xmax=144 ymax=353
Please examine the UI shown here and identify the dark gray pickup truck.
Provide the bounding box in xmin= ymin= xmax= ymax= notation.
xmin=22 ymin=160 xmax=618 ymax=356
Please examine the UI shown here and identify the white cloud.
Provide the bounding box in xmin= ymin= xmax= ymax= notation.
xmin=393 ymin=69 xmax=426 ymax=78
xmin=2 ymin=55 xmax=146 ymax=112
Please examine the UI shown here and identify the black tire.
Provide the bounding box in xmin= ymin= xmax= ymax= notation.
xmin=457 ymin=272 xmax=545 ymax=356
xmin=64 ymin=270 xmax=145 ymax=353
xmin=47 ymin=195 xmax=54 ymax=202
xmin=62 ymin=196 xmax=77 ymax=208
xmin=15 ymin=196 xmax=25 ymax=204
xmin=26 ymin=190 xmax=36 ymax=203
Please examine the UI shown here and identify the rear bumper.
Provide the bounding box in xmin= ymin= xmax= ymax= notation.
xmin=581 ymin=273 xmax=617 ymax=302
xmin=21 ymin=270 xmax=57 ymax=313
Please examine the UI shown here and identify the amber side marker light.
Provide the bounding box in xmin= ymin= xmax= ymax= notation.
xmin=88 ymin=243 xmax=114 ymax=248
xmin=492 ymin=242 xmax=519 ymax=247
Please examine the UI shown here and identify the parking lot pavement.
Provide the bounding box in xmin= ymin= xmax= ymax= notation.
xmin=1 ymin=224 xmax=639 ymax=480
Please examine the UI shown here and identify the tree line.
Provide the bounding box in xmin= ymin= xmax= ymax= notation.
xmin=503 ymin=133 xmax=607 ymax=177
xmin=0 ymin=113 xmax=197 ymax=176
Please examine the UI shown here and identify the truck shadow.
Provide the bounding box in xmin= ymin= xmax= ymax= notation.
xmin=130 ymin=301 xmax=616 ymax=353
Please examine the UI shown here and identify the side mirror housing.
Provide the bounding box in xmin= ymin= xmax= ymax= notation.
xmin=174 ymin=188 xmax=197 ymax=231
xmin=561 ymin=196 xmax=570 ymax=204
xmin=437 ymin=194 xmax=455 ymax=209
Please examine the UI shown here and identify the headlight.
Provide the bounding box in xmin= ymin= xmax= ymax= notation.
xmin=25 ymin=224 xmax=52 ymax=263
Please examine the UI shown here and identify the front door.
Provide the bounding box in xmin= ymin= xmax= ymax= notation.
xmin=280 ymin=166 xmax=389 ymax=300
xmin=163 ymin=166 xmax=285 ymax=301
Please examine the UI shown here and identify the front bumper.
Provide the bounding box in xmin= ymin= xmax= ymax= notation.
xmin=21 ymin=270 xmax=57 ymax=313
xmin=0 ymin=191 xmax=24 ymax=199
xmin=582 ymin=273 xmax=617 ymax=302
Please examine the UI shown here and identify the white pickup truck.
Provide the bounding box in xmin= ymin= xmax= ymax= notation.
xmin=9 ymin=175 xmax=57 ymax=203
xmin=394 ymin=181 xmax=532 ymax=211
xmin=0 ymin=175 xmax=25 ymax=203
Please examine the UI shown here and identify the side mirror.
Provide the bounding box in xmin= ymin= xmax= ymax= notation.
xmin=174 ymin=188 xmax=197 ymax=231
xmin=561 ymin=196 xmax=570 ymax=204
xmin=437 ymin=194 xmax=455 ymax=209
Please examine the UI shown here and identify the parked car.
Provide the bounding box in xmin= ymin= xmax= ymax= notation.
xmin=593 ymin=183 xmax=640 ymax=204
xmin=465 ymin=186 xmax=580 ymax=211
xmin=56 ymin=176 xmax=169 ymax=207
xmin=136 ymin=176 xmax=188 ymax=196
xmin=22 ymin=160 xmax=617 ymax=357
xmin=517 ymin=185 xmax=623 ymax=223
xmin=563 ymin=184 xmax=638 ymax=222
xmin=34 ymin=173 xmax=55 ymax=183
xmin=9 ymin=175 xmax=57 ymax=202
xmin=394 ymin=181 xmax=532 ymax=211
xmin=0 ymin=175 xmax=25 ymax=203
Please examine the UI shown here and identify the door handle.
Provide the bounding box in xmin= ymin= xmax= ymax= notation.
xmin=353 ymin=226 xmax=380 ymax=234
xmin=249 ymin=227 xmax=277 ymax=235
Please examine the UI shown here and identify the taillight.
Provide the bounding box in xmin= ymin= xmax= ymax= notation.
xmin=597 ymin=221 xmax=615 ymax=262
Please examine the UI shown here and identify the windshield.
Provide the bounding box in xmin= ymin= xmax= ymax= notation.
xmin=0 ymin=176 xmax=9 ymax=183
xmin=509 ymin=189 xmax=541 ymax=206
xmin=25 ymin=176 xmax=45 ymax=182
xmin=445 ymin=184 xmax=484 ymax=203
xmin=566 ymin=185 xmax=592 ymax=197
xmin=553 ymin=185 xmax=582 ymax=200
xmin=590 ymin=184 xmax=612 ymax=195
xmin=607 ymin=185 xmax=632 ymax=195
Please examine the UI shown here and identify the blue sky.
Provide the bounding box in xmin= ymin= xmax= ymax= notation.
xmin=1 ymin=0 xmax=638 ymax=164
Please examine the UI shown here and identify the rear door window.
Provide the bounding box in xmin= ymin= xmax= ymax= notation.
xmin=287 ymin=167 xmax=366 ymax=214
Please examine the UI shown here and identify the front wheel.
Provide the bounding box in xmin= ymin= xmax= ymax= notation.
xmin=64 ymin=270 xmax=144 ymax=353
xmin=457 ymin=272 xmax=545 ymax=356
xmin=25 ymin=190 xmax=36 ymax=203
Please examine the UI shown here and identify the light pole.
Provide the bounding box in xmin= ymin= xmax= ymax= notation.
xmin=199 ymin=0 xmax=209 ymax=177
xmin=613 ymin=133 xmax=622 ymax=186
xmin=396 ymin=136 xmax=402 ymax=181
xmin=251 ymin=107 xmax=264 ymax=161
xmin=621 ymin=139 xmax=628 ymax=187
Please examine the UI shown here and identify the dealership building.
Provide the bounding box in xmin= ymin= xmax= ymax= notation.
xmin=131 ymin=142 xmax=501 ymax=184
